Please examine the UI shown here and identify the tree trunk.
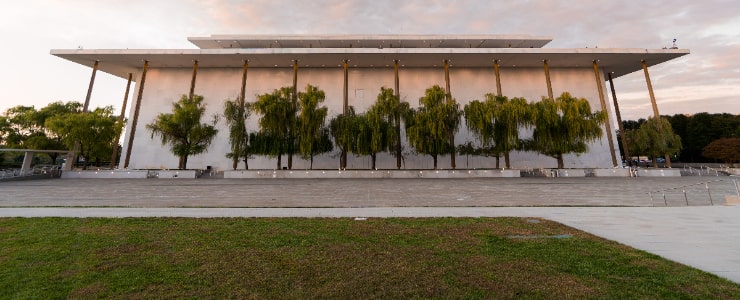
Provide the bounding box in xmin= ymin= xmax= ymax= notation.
xmin=395 ymin=119 xmax=402 ymax=169
xmin=665 ymin=154 xmax=672 ymax=168
xmin=288 ymin=153 xmax=293 ymax=170
xmin=310 ymin=155 xmax=314 ymax=170
xmin=276 ymin=154 xmax=282 ymax=170
xmin=243 ymin=157 xmax=249 ymax=170
xmin=504 ymin=152 xmax=511 ymax=169
xmin=556 ymin=153 xmax=564 ymax=169
xmin=371 ymin=153 xmax=376 ymax=170
xmin=340 ymin=149 xmax=346 ymax=170
xmin=179 ymin=155 xmax=188 ymax=170
xmin=232 ymin=157 xmax=238 ymax=170
xmin=495 ymin=156 xmax=500 ymax=169
xmin=449 ymin=133 xmax=456 ymax=169
xmin=433 ymin=155 xmax=438 ymax=170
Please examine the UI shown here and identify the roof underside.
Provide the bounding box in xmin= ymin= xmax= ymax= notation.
xmin=187 ymin=34 xmax=553 ymax=49
xmin=51 ymin=48 xmax=689 ymax=81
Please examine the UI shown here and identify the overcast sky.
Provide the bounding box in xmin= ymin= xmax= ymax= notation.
xmin=1 ymin=0 xmax=738 ymax=120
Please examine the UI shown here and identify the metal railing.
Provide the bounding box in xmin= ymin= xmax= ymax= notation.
xmin=648 ymin=178 xmax=740 ymax=206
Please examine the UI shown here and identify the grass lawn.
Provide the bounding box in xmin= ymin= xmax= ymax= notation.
xmin=1 ymin=217 xmax=738 ymax=299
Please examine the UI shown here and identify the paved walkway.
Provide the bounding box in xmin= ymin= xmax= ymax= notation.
xmin=1 ymin=177 xmax=739 ymax=283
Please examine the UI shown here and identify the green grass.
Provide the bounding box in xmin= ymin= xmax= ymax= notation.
xmin=1 ymin=217 xmax=738 ymax=299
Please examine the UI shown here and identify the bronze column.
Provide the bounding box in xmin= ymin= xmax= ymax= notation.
xmin=83 ymin=60 xmax=99 ymax=112
xmin=124 ymin=60 xmax=149 ymax=169
xmin=240 ymin=60 xmax=248 ymax=103
xmin=543 ymin=60 xmax=554 ymax=100
xmin=592 ymin=61 xmax=618 ymax=167
xmin=341 ymin=60 xmax=349 ymax=169
xmin=443 ymin=59 xmax=456 ymax=169
xmin=289 ymin=59 xmax=299 ymax=170
xmin=494 ymin=59 xmax=502 ymax=97
xmin=394 ymin=59 xmax=402 ymax=169
xmin=642 ymin=60 xmax=671 ymax=167
xmin=110 ymin=73 xmax=133 ymax=169
xmin=66 ymin=60 xmax=100 ymax=170
xmin=189 ymin=60 xmax=198 ymax=100
xmin=608 ymin=72 xmax=631 ymax=165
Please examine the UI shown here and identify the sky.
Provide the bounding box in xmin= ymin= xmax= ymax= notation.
xmin=1 ymin=0 xmax=738 ymax=121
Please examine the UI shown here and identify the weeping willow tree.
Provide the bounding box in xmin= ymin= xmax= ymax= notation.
xmin=223 ymin=96 xmax=251 ymax=170
xmin=329 ymin=106 xmax=359 ymax=169
xmin=369 ymin=87 xmax=409 ymax=169
xmin=355 ymin=109 xmax=393 ymax=169
xmin=464 ymin=94 xmax=530 ymax=169
xmin=146 ymin=94 xmax=219 ymax=170
xmin=252 ymin=87 xmax=298 ymax=169
xmin=628 ymin=117 xmax=681 ymax=167
xmin=527 ymin=92 xmax=606 ymax=169
xmin=405 ymin=85 xmax=462 ymax=169
xmin=297 ymin=85 xmax=331 ymax=169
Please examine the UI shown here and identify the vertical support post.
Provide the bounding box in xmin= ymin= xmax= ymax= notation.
xmin=189 ymin=60 xmax=198 ymax=100
xmin=642 ymin=60 xmax=661 ymax=119
xmin=289 ymin=59 xmax=298 ymax=170
xmin=341 ymin=59 xmax=349 ymax=169
xmin=124 ymin=60 xmax=149 ymax=169
xmin=21 ymin=151 xmax=33 ymax=175
xmin=543 ymin=60 xmax=554 ymax=100
xmin=642 ymin=60 xmax=672 ymax=167
xmin=240 ymin=60 xmax=249 ymax=103
xmin=608 ymin=72 xmax=631 ymax=166
xmin=83 ymin=60 xmax=99 ymax=112
xmin=593 ymin=61 xmax=618 ymax=167
xmin=394 ymin=59 xmax=402 ymax=169
xmin=343 ymin=60 xmax=349 ymax=115
xmin=493 ymin=59 xmax=502 ymax=97
xmin=66 ymin=60 xmax=99 ymax=170
xmin=443 ymin=59 xmax=455 ymax=169
xmin=443 ymin=59 xmax=452 ymax=101
xmin=109 ymin=73 xmax=133 ymax=169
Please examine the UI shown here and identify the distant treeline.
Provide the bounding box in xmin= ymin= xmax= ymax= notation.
xmin=621 ymin=113 xmax=740 ymax=163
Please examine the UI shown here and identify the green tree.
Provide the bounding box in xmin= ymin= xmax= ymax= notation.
xmin=329 ymin=107 xmax=359 ymax=169
xmin=146 ymin=94 xmax=219 ymax=170
xmin=223 ymin=96 xmax=251 ymax=170
xmin=1 ymin=102 xmax=83 ymax=163
xmin=464 ymin=94 xmax=529 ymax=169
xmin=702 ymin=137 xmax=740 ymax=167
xmin=405 ymin=85 xmax=462 ymax=169
xmin=629 ymin=117 xmax=682 ymax=167
xmin=369 ymin=87 xmax=409 ymax=169
xmin=252 ymin=87 xmax=298 ymax=169
xmin=46 ymin=106 xmax=122 ymax=168
xmin=297 ymin=85 xmax=330 ymax=169
xmin=527 ymin=92 xmax=606 ymax=169
xmin=354 ymin=109 xmax=393 ymax=169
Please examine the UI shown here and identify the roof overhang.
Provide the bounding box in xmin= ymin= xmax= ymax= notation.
xmin=187 ymin=34 xmax=553 ymax=49
xmin=51 ymin=48 xmax=689 ymax=80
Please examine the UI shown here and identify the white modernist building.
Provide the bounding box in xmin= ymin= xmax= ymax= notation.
xmin=52 ymin=34 xmax=688 ymax=171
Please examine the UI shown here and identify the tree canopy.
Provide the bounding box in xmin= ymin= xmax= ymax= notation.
xmin=464 ymin=94 xmax=529 ymax=169
xmin=625 ymin=117 xmax=681 ymax=167
xmin=527 ymin=92 xmax=606 ymax=168
xmin=146 ymin=94 xmax=219 ymax=170
xmin=223 ymin=96 xmax=251 ymax=170
xmin=297 ymin=85 xmax=331 ymax=168
xmin=702 ymin=137 xmax=740 ymax=167
xmin=46 ymin=106 xmax=122 ymax=168
xmin=252 ymin=87 xmax=297 ymax=169
xmin=405 ymin=85 xmax=461 ymax=169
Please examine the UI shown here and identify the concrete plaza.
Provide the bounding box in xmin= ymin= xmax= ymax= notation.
xmin=1 ymin=176 xmax=739 ymax=283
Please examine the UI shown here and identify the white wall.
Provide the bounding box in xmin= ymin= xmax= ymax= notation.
xmin=120 ymin=64 xmax=622 ymax=171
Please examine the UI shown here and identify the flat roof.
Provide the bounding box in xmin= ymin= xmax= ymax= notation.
xmin=51 ymin=47 xmax=690 ymax=80
xmin=188 ymin=34 xmax=554 ymax=49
